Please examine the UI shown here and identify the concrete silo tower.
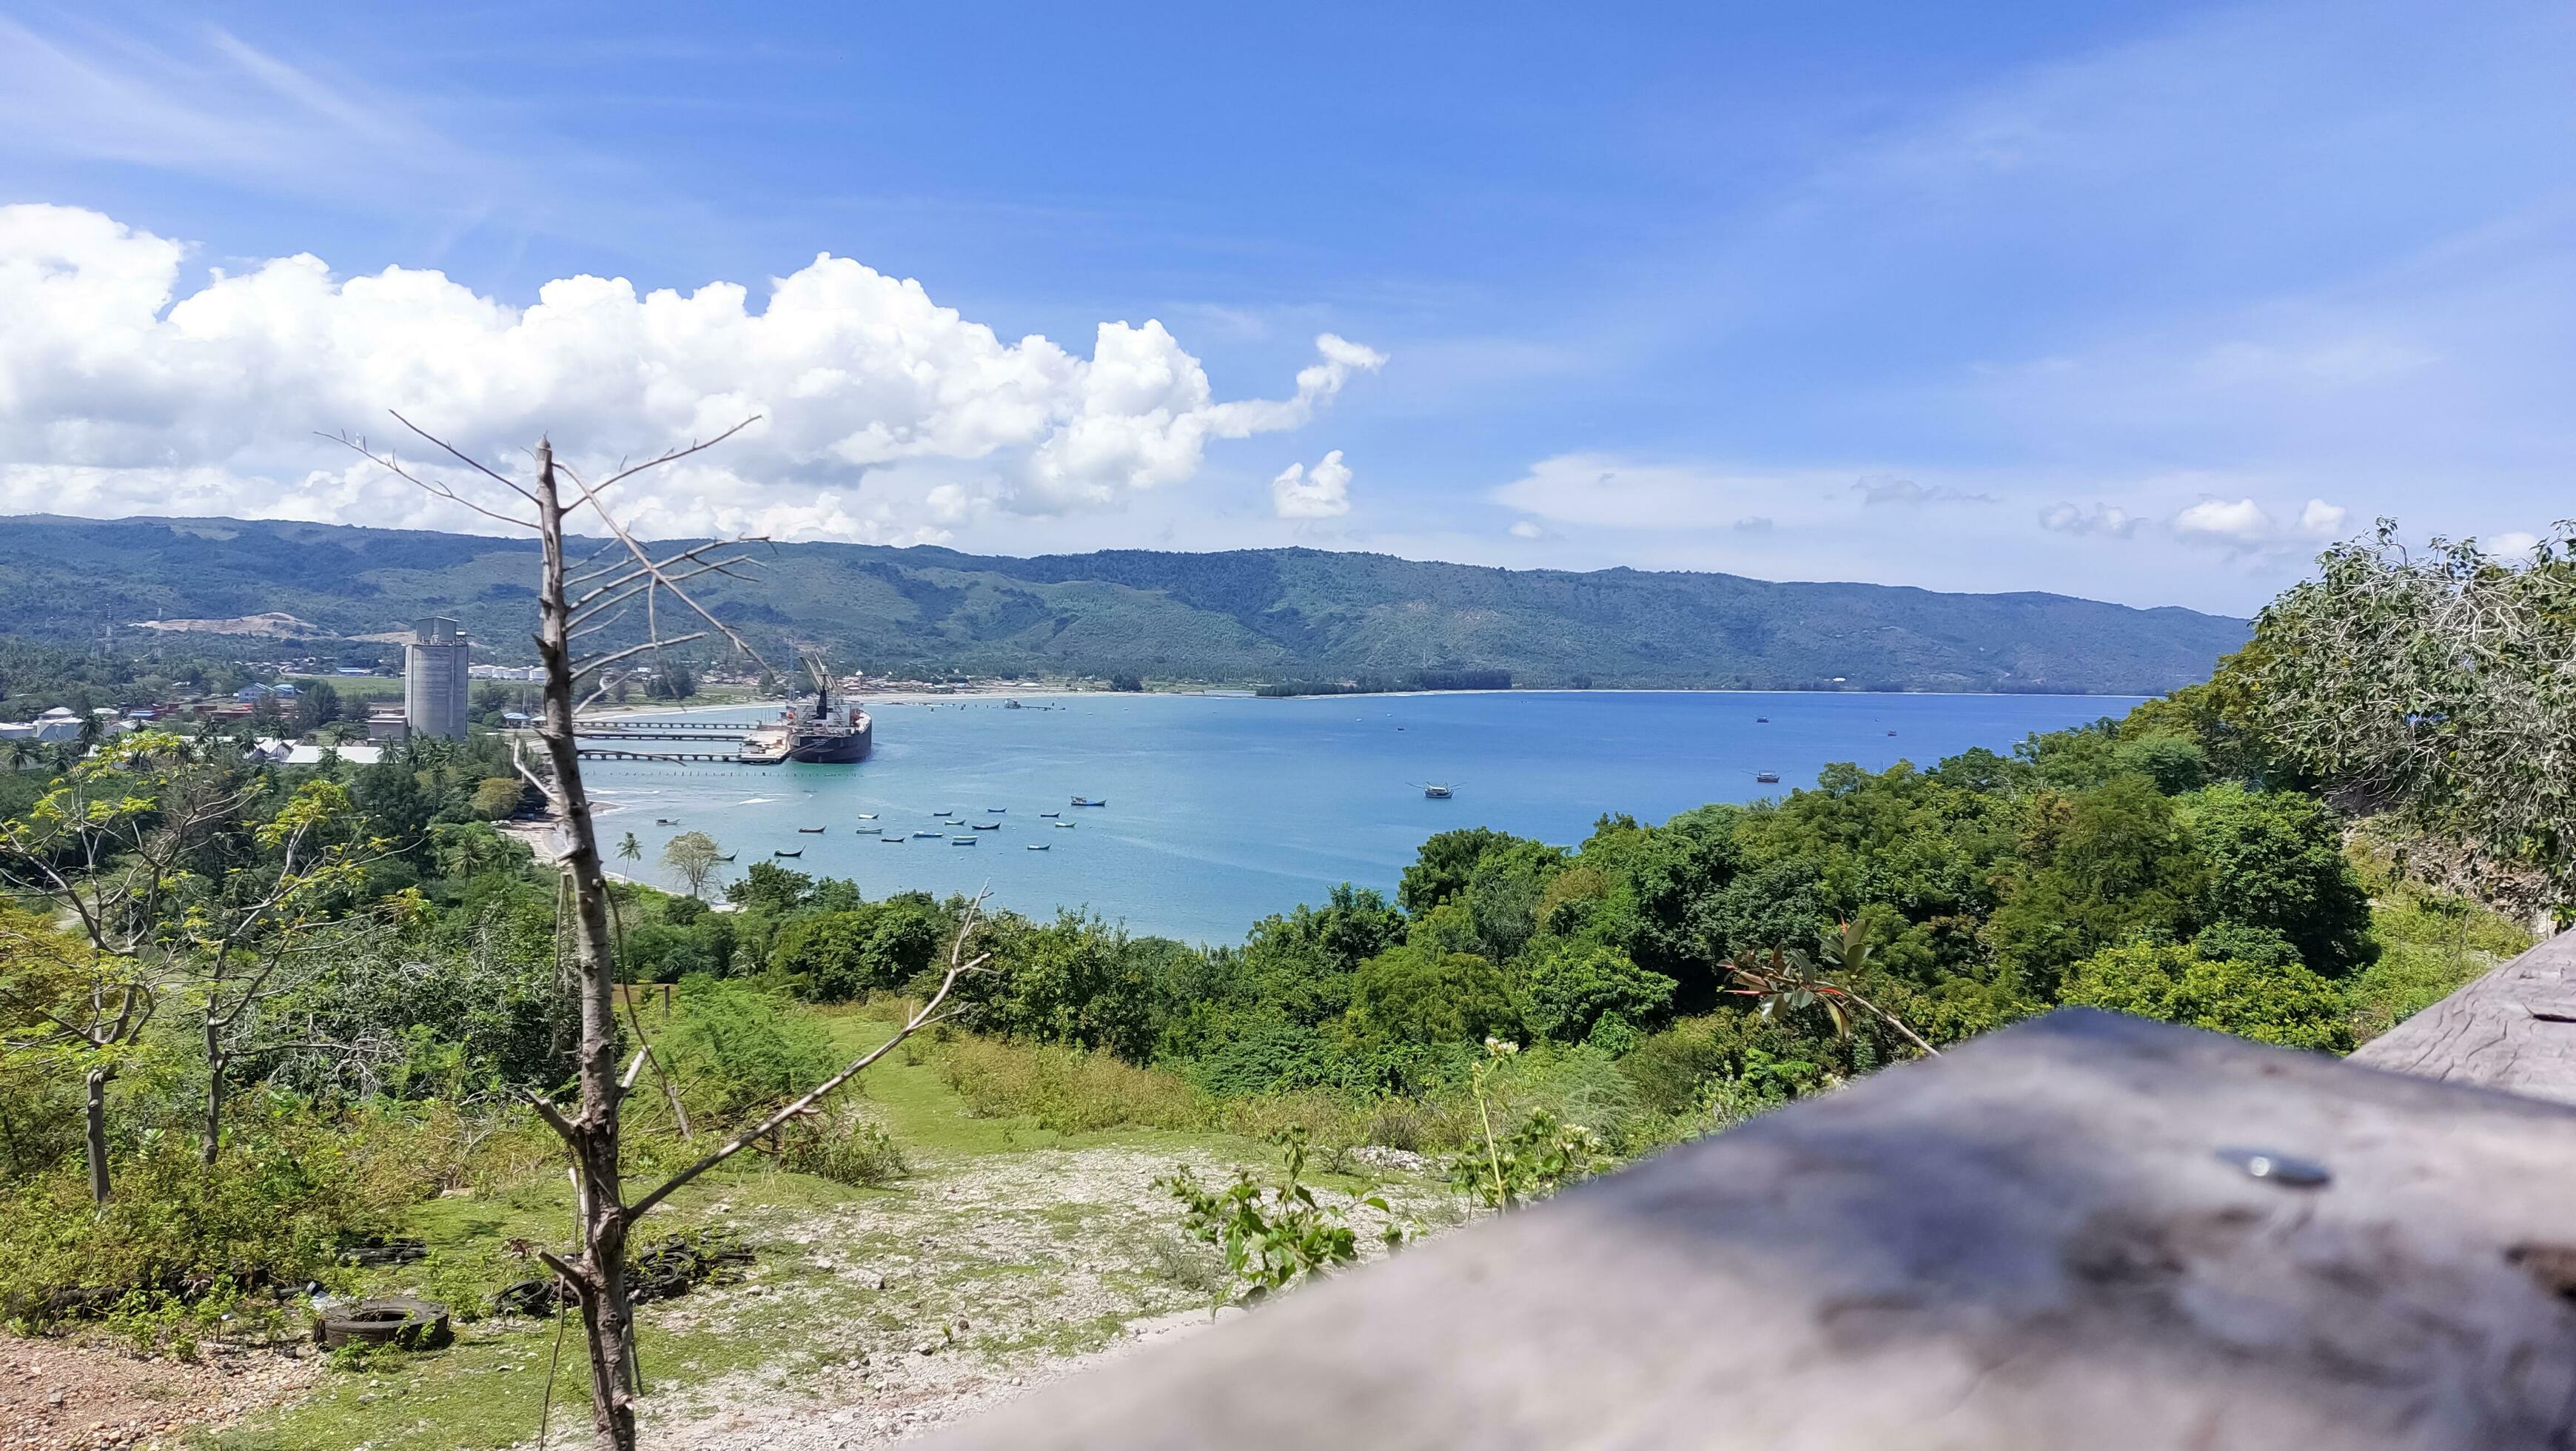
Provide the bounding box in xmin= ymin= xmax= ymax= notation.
xmin=403 ymin=617 xmax=472 ymax=740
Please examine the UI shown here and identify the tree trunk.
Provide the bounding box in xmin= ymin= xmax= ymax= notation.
xmin=532 ymin=441 xmax=643 ymax=1450
xmin=84 ymin=1066 xmax=110 ymax=1207
xmin=202 ymin=1022 xmax=227 ymax=1166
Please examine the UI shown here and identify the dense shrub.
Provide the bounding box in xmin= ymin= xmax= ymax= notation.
xmin=0 ymin=1110 xmax=395 ymax=1335
xmin=660 ymin=978 xmax=842 ymax=1123
xmin=936 ymin=1036 xmax=1207 ymax=1134
xmin=2061 ymin=939 xmax=2352 ymax=1053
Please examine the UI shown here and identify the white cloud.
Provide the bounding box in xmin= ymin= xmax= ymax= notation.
xmin=2037 ymin=502 xmax=2143 ymax=537
xmin=1508 ymin=520 xmax=1546 ymax=540
xmin=2298 ymin=497 xmax=2349 ymax=537
xmin=2170 ymin=497 xmax=2275 ymax=546
xmin=0 ymin=204 xmax=1383 ymax=537
xmin=1270 ymin=449 xmax=1354 ymax=519
xmin=1851 ymin=475 xmax=1994 ymax=506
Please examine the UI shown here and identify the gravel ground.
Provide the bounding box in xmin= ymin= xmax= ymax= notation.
xmin=0 ymin=1336 xmax=321 ymax=1450
xmin=616 ymin=1142 xmax=1446 ymax=1450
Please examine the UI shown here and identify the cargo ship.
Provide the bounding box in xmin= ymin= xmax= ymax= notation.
xmin=779 ymin=657 xmax=873 ymax=764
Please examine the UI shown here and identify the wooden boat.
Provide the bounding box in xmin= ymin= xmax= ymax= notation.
xmin=856 ymin=813 xmax=877 ymax=820
xmin=1026 ymin=842 xmax=1050 ymax=851
xmin=1053 ymin=820 xmax=1076 ymax=829
xmin=715 ymin=854 xmax=737 ymax=862
xmin=856 ymin=825 xmax=883 ymax=834
xmin=912 ymin=831 xmax=943 ymax=838
xmin=772 ymin=848 xmax=803 ymax=857
xmin=971 ymin=821 xmax=1001 ymax=831
xmin=1422 ymin=783 xmax=1455 ymax=800
xmin=1754 ymin=771 xmax=1781 ymax=784
xmin=1040 ymin=811 xmax=1060 ymax=819
xmin=879 ymin=835 xmax=905 ymax=843
xmin=1757 ymin=717 xmax=1769 ymax=723
xmin=798 ymin=826 xmax=825 ymax=834
xmin=987 ymin=807 xmax=1007 ymax=814
xmin=950 ymin=836 xmax=978 ymax=845
xmin=1071 ymin=797 xmax=1107 ymax=808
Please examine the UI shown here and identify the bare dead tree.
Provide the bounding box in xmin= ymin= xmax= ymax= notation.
xmin=335 ymin=418 xmax=993 ymax=1451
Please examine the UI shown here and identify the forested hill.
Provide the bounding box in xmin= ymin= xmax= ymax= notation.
xmin=0 ymin=515 xmax=2247 ymax=692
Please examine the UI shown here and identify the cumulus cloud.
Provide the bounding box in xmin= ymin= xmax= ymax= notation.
xmin=2298 ymin=497 xmax=2349 ymax=537
xmin=0 ymin=203 xmax=1383 ymax=536
xmin=2038 ymin=502 xmax=2144 ymax=537
xmin=1269 ymin=449 xmax=1353 ymax=519
xmin=2170 ymin=497 xmax=2274 ymax=546
xmin=1508 ymin=520 xmax=1547 ymax=540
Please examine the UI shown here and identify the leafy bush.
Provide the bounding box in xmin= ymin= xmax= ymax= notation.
xmin=0 ymin=1117 xmax=392 ymax=1338
xmin=784 ymin=1116 xmax=909 ymax=1187
xmin=660 ymin=977 xmax=841 ymax=1123
xmin=1156 ymin=1128 xmax=1398 ymax=1305
xmin=2062 ymin=939 xmax=2352 ymax=1052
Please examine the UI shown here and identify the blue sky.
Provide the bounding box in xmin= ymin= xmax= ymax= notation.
xmin=1 ymin=0 xmax=2569 ymax=614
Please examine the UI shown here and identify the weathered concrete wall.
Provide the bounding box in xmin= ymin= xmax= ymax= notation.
xmin=2352 ymin=928 xmax=2576 ymax=1105
xmin=925 ymin=1008 xmax=2576 ymax=1451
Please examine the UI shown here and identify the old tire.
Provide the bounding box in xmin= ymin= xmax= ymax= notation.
xmin=318 ymin=1296 xmax=453 ymax=1351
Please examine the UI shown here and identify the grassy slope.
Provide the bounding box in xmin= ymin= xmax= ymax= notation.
xmin=0 ymin=515 xmax=2248 ymax=692
xmin=212 ymin=1013 xmax=1292 ymax=1451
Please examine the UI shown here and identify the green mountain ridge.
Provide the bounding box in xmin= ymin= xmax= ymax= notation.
xmin=0 ymin=515 xmax=2247 ymax=693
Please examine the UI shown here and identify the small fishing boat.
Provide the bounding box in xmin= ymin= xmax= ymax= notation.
xmin=856 ymin=825 xmax=883 ymax=834
xmin=987 ymin=807 xmax=1007 ymax=814
xmin=879 ymin=835 xmax=905 ymax=843
xmin=934 ymin=808 xmax=956 ymax=816
xmin=951 ymin=836 xmax=978 ymax=845
xmin=1040 ymin=811 xmax=1060 ymax=819
xmin=913 ymin=830 xmax=943 ymax=839
xmin=1026 ymin=842 xmax=1050 ymax=851
xmin=1757 ymin=717 xmax=1769 ymax=723
xmin=773 ymin=848 xmax=804 ymax=857
xmin=715 ymin=854 xmax=737 ymax=862
xmin=856 ymin=813 xmax=877 ymax=820
xmin=798 ymin=826 xmax=826 ymax=834
xmin=1421 ymin=783 xmax=1455 ymax=800
xmin=1754 ymin=771 xmax=1781 ymax=784
xmin=1887 ymin=730 xmax=1898 ymax=737
xmin=1071 ymin=797 xmax=1107 ymax=808
xmin=1053 ymin=820 xmax=1076 ymax=829
xmin=655 ymin=817 xmax=679 ymax=825
xmin=971 ymin=821 xmax=1001 ymax=831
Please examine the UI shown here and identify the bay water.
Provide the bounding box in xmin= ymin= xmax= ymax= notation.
xmin=585 ymin=691 xmax=2135 ymax=945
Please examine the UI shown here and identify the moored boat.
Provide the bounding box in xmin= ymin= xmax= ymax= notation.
xmin=1070 ymin=797 xmax=1107 ymax=807
xmin=1755 ymin=771 xmax=1781 ymax=784
xmin=773 ymin=848 xmax=803 ymax=857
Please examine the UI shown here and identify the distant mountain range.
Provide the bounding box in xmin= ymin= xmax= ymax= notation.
xmin=0 ymin=515 xmax=2246 ymax=694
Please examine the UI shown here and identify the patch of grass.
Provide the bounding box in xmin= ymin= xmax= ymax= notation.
xmin=2346 ymin=844 xmax=2537 ymax=1046
xmin=937 ymin=1036 xmax=1211 ymax=1135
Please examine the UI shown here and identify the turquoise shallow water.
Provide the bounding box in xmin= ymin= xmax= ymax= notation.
xmin=584 ymin=690 xmax=2136 ymax=945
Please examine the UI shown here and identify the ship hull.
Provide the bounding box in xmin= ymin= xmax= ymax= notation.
xmin=785 ymin=720 xmax=872 ymax=764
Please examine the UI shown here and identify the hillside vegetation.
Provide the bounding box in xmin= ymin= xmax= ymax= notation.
xmin=0 ymin=515 xmax=2247 ymax=692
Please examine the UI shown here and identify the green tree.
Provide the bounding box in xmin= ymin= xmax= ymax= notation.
xmin=1398 ymin=827 xmax=1516 ymax=914
xmin=769 ymin=898 xmax=947 ymax=1004
xmin=2061 ymin=939 xmax=2351 ymax=1053
xmin=1988 ymin=775 xmax=2206 ymax=997
xmin=1341 ymin=944 xmax=1520 ymax=1050
xmin=470 ymin=776 xmax=522 ymax=820
xmin=2247 ymin=520 xmax=2576 ymax=899
xmin=2184 ymin=783 xmax=2375 ymax=976
xmin=1520 ymin=939 xmax=1673 ymax=1045
xmin=660 ymin=831 xmax=724 ymax=899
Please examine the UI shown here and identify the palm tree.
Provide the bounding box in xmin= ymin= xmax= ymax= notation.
xmin=616 ymin=831 xmax=643 ymax=867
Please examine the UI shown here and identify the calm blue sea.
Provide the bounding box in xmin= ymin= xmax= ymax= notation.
xmin=583 ymin=691 xmax=2134 ymax=945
